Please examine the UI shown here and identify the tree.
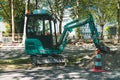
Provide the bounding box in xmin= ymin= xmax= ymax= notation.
xmin=0 ymin=0 xmax=118 ymax=42
xmin=0 ymin=0 xmax=11 ymax=31
xmin=117 ymin=0 xmax=120 ymax=40
xmin=69 ymin=0 xmax=117 ymax=39
xmin=0 ymin=0 xmax=26 ymax=41
xmin=47 ymin=0 xmax=69 ymax=34
xmin=14 ymin=0 xmax=25 ymax=33
xmin=22 ymin=0 xmax=30 ymax=44
xmin=91 ymin=0 xmax=117 ymax=39
xmin=11 ymin=0 xmax=15 ymax=41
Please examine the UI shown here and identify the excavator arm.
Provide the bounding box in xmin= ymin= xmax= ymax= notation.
xmin=57 ymin=14 xmax=110 ymax=54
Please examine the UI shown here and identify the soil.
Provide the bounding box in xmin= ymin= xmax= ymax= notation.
xmin=0 ymin=43 xmax=120 ymax=80
xmin=79 ymin=50 xmax=120 ymax=70
xmin=0 ymin=43 xmax=120 ymax=71
xmin=63 ymin=43 xmax=120 ymax=71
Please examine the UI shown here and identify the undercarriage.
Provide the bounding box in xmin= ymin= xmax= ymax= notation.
xmin=30 ymin=54 xmax=68 ymax=67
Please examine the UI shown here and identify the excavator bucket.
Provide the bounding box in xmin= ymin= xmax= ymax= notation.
xmin=96 ymin=42 xmax=110 ymax=54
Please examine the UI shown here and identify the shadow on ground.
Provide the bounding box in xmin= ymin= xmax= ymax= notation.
xmin=0 ymin=66 xmax=120 ymax=80
xmin=0 ymin=44 xmax=120 ymax=80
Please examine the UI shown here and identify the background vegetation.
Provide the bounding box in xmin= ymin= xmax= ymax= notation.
xmin=0 ymin=0 xmax=119 ymax=41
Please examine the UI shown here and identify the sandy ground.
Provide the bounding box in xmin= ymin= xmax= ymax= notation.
xmin=0 ymin=43 xmax=120 ymax=80
xmin=0 ymin=66 xmax=120 ymax=80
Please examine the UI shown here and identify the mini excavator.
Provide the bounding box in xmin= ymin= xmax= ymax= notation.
xmin=24 ymin=0 xmax=110 ymax=66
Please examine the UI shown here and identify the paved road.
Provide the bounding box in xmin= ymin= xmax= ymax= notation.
xmin=0 ymin=66 xmax=120 ymax=80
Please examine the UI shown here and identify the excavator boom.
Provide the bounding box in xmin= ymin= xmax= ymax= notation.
xmin=57 ymin=14 xmax=110 ymax=54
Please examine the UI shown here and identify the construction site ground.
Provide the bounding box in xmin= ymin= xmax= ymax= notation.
xmin=0 ymin=42 xmax=120 ymax=80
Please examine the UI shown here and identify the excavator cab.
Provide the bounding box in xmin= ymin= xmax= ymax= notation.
xmin=26 ymin=9 xmax=57 ymax=49
xmin=25 ymin=9 xmax=66 ymax=66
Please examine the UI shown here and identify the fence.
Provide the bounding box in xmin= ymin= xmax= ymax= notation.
xmin=2 ymin=33 xmax=23 ymax=44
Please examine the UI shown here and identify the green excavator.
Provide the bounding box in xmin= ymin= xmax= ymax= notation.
xmin=25 ymin=9 xmax=110 ymax=66
xmin=24 ymin=1 xmax=110 ymax=66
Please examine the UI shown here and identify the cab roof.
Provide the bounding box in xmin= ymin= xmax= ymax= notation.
xmin=26 ymin=9 xmax=55 ymax=20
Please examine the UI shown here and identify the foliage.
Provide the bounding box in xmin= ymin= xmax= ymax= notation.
xmin=75 ymin=28 xmax=81 ymax=39
xmin=0 ymin=0 xmax=11 ymax=23
xmin=104 ymin=26 xmax=117 ymax=38
xmin=0 ymin=0 xmax=26 ymax=33
xmin=0 ymin=0 xmax=118 ymax=38
xmin=104 ymin=26 xmax=111 ymax=36
xmin=47 ymin=0 xmax=70 ymax=33
xmin=14 ymin=0 xmax=25 ymax=33
xmin=69 ymin=0 xmax=118 ymax=39
xmin=3 ymin=23 xmax=10 ymax=36
xmin=69 ymin=0 xmax=117 ymax=23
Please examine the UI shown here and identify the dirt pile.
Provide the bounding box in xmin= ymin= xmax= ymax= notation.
xmin=79 ymin=50 xmax=120 ymax=70
xmin=102 ymin=50 xmax=120 ymax=70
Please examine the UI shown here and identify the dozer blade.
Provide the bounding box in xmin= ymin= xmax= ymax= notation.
xmin=30 ymin=54 xmax=67 ymax=66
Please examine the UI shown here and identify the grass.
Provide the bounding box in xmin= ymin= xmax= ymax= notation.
xmin=0 ymin=58 xmax=30 ymax=64
xmin=67 ymin=55 xmax=83 ymax=65
xmin=0 ymin=58 xmax=32 ymax=70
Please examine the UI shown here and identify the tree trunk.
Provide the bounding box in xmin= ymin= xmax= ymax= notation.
xmin=100 ymin=23 xmax=104 ymax=40
xmin=101 ymin=26 xmax=104 ymax=40
xmin=59 ymin=20 xmax=62 ymax=34
xmin=11 ymin=0 xmax=15 ymax=42
xmin=117 ymin=0 xmax=120 ymax=42
xmin=58 ymin=12 xmax=63 ymax=34
xmin=22 ymin=0 xmax=30 ymax=44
